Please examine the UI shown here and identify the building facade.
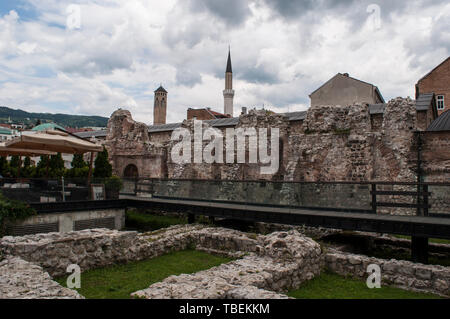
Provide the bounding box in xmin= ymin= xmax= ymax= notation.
xmin=416 ymin=56 xmax=450 ymax=115
xmin=187 ymin=108 xmax=230 ymax=120
xmin=310 ymin=73 xmax=385 ymax=107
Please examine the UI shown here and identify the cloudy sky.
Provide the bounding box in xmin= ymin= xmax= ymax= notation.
xmin=0 ymin=0 xmax=449 ymax=124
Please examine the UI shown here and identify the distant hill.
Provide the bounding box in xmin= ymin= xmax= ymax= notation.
xmin=0 ymin=106 xmax=109 ymax=128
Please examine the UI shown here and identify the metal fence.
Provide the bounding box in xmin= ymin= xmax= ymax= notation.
xmin=0 ymin=177 xmax=119 ymax=203
xmin=125 ymin=178 xmax=450 ymax=216
xmin=2 ymin=176 xmax=449 ymax=217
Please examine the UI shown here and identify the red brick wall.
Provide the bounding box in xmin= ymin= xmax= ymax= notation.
xmin=417 ymin=58 xmax=450 ymax=116
xmin=422 ymin=131 xmax=450 ymax=182
xmin=187 ymin=109 xmax=216 ymax=120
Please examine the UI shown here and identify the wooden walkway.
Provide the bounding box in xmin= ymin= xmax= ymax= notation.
xmin=123 ymin=195 xmax=450 ymax=240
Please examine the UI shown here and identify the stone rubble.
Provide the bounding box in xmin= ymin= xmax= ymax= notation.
xmin=325 ymin=249 xmax=450 ymax=297
xmin=0 ymin=257 xmax=83 ymax=299
xmin=131 ymin=230 xmax=321 ymax=299
xmin=1 ymin=224 xmax=449 ymax=299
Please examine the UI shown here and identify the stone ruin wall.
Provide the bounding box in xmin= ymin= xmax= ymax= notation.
xmin=105 ymin=109 xmax=168 ymax=179
xmin=0 ymin=225 xmax=323 ymax=299
xmin=2 ymin=225 xmax=449 ymax=298
xmin=105 ymin=97 xmax=448 ymax=184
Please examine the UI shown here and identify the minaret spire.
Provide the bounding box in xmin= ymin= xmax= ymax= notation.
xmin=226 ymin=47 xmax=232 ymax=73
xmin=223 ymin=46 xmax=235 ymax=117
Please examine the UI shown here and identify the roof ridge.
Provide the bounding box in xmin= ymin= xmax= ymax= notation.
xmin=417 ymin=56 xmax=450 ymax=83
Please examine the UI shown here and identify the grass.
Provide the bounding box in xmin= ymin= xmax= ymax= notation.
xmin=393 ymin=235 xmax=450 ymax=245
xmin=369 ymin=246 xmax=450 ymax=267
xmin=56 ymin=250 xmax=233 ymax=299
xmin=125 ymin=209 xmax=187 ymax=232
xmin=287 ymin=271 xmax=442 ymax=299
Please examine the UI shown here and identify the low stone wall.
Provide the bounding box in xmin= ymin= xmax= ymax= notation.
xmin=325 ymin=250 xmax=450 ymax=297
xmin=132 ymin=230 xmax=322 ymax=299
xmin=0 ymin=225 xmax=322 ymax=299
xmin=2 ymin=224 xmax=449 ymax=299
xmin=0 ymin=229 xmax=138 ymax=277
xmin=0 ymin=257 xmax=83 ymax=299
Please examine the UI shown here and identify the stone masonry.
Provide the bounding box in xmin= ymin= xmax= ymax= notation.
xmin=106 ymin=98 xmax=448 ymax=184
xmin=1 ymin=225 xmax=450 ymax=299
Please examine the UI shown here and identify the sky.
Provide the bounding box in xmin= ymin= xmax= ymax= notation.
xmin=0 ymin=0 xmax=449 ymax=125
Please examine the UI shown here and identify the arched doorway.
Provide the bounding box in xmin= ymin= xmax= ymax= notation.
xmin=123 ymin=164 xmax=139 ymax=179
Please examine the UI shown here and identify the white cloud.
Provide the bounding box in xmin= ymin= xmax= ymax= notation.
xmin=0 ymin=0 xmax=448 ymax=125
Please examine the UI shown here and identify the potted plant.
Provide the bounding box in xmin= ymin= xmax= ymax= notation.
xmin=104 ymin=176 xmax=123 ymax=199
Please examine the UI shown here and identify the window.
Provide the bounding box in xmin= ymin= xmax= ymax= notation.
xmin=437 ymin=95 xmax=445 ymax=110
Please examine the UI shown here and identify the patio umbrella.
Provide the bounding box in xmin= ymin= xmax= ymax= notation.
xmin=5 ymin=130 xmax=103 ymax=154
xmin=6 ymin=129 xmax=103 ymax=182
xmin=0 ymin=144 xmax=57 ymax=157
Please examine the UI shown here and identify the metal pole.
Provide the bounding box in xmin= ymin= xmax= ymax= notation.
xmin=412 ymin=131 xmax=428 ymax=263
xmin=87 ymin=152 xmax=94 ymax=186
xmin=62 ymin=176 xmax=65 ymax=202
xmin=17 ymin=156 xmax=21 ymax=180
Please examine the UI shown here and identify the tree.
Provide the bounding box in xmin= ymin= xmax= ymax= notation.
xmin=71 ymin=154 xmax=87 ymax=169
xmin=48 ymin=153 xmax=65 ymax=177
xmin=66 ymin=154 xmax=89 ymax=179
xmin=23 ymin=156 xmax=31 ymax=168
xmin=49 ymin=153 xmax=64 ymax=171
xmin=22 ymin=156 xmax=34 ymax=178
xmin=9 ymin=156 xmax=20 ymax=168
xmin=0 ymin=157 xmax=9 ymax=177
xmin=93 ymin=148 xmax=112 ymax=178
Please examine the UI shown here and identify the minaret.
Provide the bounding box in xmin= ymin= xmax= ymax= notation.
xmin=154 ymin=85 xmax=167 ymax=125
xmin=223 ymin=48 xmax=235 ymax=117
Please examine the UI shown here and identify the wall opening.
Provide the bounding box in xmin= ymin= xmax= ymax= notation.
xmin=124 ymin=164 xmax=139 ymax=178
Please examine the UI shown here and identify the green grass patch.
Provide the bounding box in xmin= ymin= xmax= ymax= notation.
xmin=125 ymin=210 xmax=186 ymax=232
xmin=393 ymin=235 xmax=450 ymax=245
xmin=56 ymin=250 xmax=233 ymax=299
xmin=288 ymin=271 xmax=442 ymax=299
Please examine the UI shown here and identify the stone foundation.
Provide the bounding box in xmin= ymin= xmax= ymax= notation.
xmin=1 ymin=225 xmax=449 ymax=299
xmin=0 ymin=257 xmax=83 ymax=299
xmin=132 ymin=230 xmax=322 ymax=299
xmin=325 ymin=250 xmax=450 ymax=297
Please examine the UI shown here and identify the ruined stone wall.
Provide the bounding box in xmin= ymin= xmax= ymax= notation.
xmin=106 ymin=110 xmax=167 ymax=178
xmin=105 ymin=98 xmax=448 ymax=186
xmin=325 ymin=250 xmax=450 ymax=297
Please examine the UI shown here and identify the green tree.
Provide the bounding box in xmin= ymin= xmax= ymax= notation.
xmin=22 ymin=157 xmax=34 ymax=178
xmin=93 ymin=148 xmax=112 ymax=178
xmin=71 ymin=154 xmax=87 ymax=169
xmin=9 ymin=156 xmax=20 ymax=168
xmin=49 ymin=153 xmax=64 ymax=170
xmin=48 ymin=153 xmax=65 ymax=177
xmin=66 ymin=154 xmax=89 ymax=179
xmin=0 ymin=157 xmax=9 ymax=177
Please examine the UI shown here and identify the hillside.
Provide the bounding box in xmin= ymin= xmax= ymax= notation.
xmin=0 ymin=106 xmax=109 ymax=128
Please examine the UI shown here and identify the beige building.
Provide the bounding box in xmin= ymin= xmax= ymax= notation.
xmin=310 ymin=73 xmax=384 ymax=107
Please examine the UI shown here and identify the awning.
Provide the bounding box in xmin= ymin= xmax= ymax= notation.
xmin=5 ymin=130 xmax=103 ymax=154
xmin=0 ymin=143 xmax=57 ymax=157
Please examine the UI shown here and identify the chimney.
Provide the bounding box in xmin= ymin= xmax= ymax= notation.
xmin=343 ymin=73 xmax=349 ymax=77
